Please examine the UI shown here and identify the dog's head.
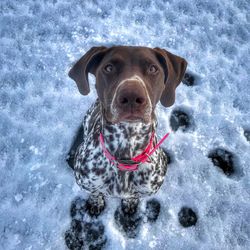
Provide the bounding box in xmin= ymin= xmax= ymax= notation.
xmin=69 ymin=46 xmax=187 ymax=124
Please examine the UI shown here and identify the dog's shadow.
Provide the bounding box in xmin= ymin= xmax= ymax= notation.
xmin=66 ymin=125 xmax=84 ymax=170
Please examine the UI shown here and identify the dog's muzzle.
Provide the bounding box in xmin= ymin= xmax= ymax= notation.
xmin=111 ymin=76 xmax=152 ymax=122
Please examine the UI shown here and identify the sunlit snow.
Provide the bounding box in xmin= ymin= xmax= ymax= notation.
xmin=0 ymin=0 xmax=249 ymax=249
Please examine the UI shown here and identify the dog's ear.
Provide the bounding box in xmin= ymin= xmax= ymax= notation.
xmin=154 ymin=48 xmax=187 ymax=107
xmin=68 ymin=46 xmax=108 ymax=95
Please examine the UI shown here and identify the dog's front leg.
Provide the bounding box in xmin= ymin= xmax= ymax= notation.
xmin=85 ymin=192 xmax=106 ymax=217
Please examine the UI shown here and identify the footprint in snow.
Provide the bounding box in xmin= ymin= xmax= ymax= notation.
xmin=65 ymin=197 xmax=162 ymax=248
xmin=169 ymin=109 xmax=194 ymax=132
xmin=208 ymin=148 xmax=235 ymax=176
xmin=178 ymin=207 xmax=198 ymax=227
xmin=65 ymin=197 xmax=107 ymax=250
xmin=244 ymin=129 xmax=250 ymax=142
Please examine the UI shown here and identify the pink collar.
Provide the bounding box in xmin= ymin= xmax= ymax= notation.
xmin=99 ymin=131 xmax=170 ymax=171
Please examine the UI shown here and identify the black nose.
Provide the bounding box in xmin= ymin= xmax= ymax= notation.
xmin=117 ymin=92 xmax=146 ymax=107
xmin=118 ymin=92 xmax=145 ymax=106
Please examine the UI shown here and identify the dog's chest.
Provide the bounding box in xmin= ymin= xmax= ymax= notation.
xmin=74 ymin=101 xmax=167 ymax=197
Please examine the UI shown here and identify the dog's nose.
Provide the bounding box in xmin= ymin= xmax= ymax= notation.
xmin=117 ymin=92 xmax=146 ymax=107
xmin=116 ymin=81 xmax=147 ymax=108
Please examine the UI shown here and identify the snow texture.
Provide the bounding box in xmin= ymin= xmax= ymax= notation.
xmin=0 ymin=0 xmax=249 ymax=249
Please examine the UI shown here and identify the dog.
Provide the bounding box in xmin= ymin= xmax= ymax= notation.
xmin=67 ymin=46 xmax=187 ymax=216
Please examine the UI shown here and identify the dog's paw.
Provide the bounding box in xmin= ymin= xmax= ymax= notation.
xmin=178 ymin=207 xmax=198 ymax=227
xmin=121 ymin=197 xmax=139 ymax=215
xmin=114 ymin=206 xmax=142 ymax=238
xmin=145 ymin=199 xmax=161 ymax=222
xmin=85 ymin=195 xmax=106 ymax=217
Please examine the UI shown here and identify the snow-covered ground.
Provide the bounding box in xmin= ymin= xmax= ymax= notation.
xmin=0 ymin=0 xmax=249 ymax=249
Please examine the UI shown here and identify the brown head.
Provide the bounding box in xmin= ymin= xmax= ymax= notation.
xmin=69 ymin=46 xmax=187 ymax=124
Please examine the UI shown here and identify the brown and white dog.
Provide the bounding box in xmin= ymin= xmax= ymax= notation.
xmin=67 ymin=46 xmax=187 ymax=216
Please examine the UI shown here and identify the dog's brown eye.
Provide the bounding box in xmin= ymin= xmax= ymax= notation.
xmin=149 ymin=65 xmax=158 ymax=74
xmin=104 ymin=64 xmax=113 ymax=73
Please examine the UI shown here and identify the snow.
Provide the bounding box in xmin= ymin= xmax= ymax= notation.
xmin=0 ymin=0 xmax=249 ymax=249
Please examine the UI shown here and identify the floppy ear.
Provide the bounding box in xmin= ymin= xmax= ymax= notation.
xmin=68 ymin=46 xmax=108 ymax=95
xmin=154 ymin=48 xmax=187 ymax=107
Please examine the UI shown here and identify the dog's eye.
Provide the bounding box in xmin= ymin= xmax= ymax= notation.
xmin=103 ymin=64 xmax=113 ymax=73
xmin=148 ymin=65 xmax=158 ymax=74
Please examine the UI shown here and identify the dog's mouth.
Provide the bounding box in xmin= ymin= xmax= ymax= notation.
xmin=119 ymin=113 xmax=144 ymax=122
xmin=104 ymin=107 xmax=152 ymax=124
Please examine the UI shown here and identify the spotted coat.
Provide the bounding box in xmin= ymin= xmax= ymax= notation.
xmin=74 ymin=100 xmax=168 ymax=199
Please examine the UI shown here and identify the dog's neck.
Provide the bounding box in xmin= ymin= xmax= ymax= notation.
xmin=92 ymin=99 xmax=157 ymax=159
xmin=101 ymin=118 xmax=155 ymax=160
